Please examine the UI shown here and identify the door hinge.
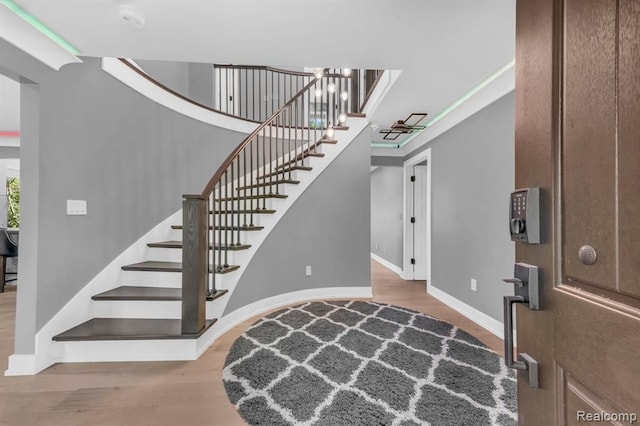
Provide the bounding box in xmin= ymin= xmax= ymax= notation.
xmin=410 ymin=217 xmax=415 ymax=223
xmin=411 ymin=258 xmax=416 ymax=265
xmin=410 ymin=175 xmax=415 ymax=182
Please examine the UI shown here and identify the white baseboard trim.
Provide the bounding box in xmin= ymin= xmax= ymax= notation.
xmin=427 ymin=284 xmax=504 ymax=339
xmin=370 ymin=253 xmax=403 ymax=277
xmin=4 ymin=354 xmax=40 ymax=376
xmin=196 ymin=286 xmax=373 ymax=356
xmin=54 ymin=339 xmax=198 ymax=364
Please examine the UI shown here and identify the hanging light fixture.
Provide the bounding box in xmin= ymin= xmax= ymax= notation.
xmin=314 ymin=68 xmax=324 ymax=79
xmin=340 ymin=90 xmax=348 ymax=101
xmin=327 ymin=83 xmax=336 ymax=93
xmin=338 ymin=113 xmax=347 ymax=124
xmin=315 ymin=88 xmax=323 ymax=98
xmin=342 ymin=68 xmax=352 ymax=77
xmin=326 ymin=126 xmax=335 ymax=138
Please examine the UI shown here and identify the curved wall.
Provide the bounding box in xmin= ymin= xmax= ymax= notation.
xmin=33 ymin=58 xmax=248 ymax=330
xmin=223 ymin=128 xmax=372 ymax=314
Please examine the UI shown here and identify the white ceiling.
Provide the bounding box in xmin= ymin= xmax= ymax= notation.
xmin=13 ymin=0 xmax=515 ymax=150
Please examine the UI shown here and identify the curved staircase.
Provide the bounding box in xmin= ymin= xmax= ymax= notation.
xmin=50 ymin=65 xmax=379 ymax=362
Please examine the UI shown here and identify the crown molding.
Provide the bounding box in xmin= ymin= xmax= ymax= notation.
xmin=0 ymin=5 xmax=81 ymax=70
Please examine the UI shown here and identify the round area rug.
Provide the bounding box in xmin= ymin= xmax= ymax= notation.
xmin=223 ymin=300 xmax=517 ymax=426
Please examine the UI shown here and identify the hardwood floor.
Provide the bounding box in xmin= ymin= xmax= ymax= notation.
xmin=0 ymin=261 xmax=504 ymax=426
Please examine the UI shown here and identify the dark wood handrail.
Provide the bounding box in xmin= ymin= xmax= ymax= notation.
xmin=201 ymin=77 xmax=319 ymax=196
xmin=118 ymin=58 xmax=261 ymax=124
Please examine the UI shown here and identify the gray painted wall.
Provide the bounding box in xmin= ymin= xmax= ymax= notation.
xmin=135 ymin=59 xmax=190 ymax=95
xmin=370 ymin=166 xmax=403 ymax=268
xmin=371 ymin=156 xmax=403 ymax=167
xmin=410 ymin=92 xmax=515 ymax=322
xmin=0 ymin=42 xmax=248 ymax=352
xmin=187 ymin=63 xmax=214 ymax=108
xmin=224 ymin=128 xmax=372 ymax=314
xmin=136 ymin=60 xmax=214 ymax=108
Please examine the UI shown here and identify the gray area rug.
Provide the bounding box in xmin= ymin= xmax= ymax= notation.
xmin=223 ymin=300 xmax=517 ymax=425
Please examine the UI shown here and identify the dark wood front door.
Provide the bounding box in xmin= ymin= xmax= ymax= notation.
xmin=515 ymin=0 xmax=640 ymax=423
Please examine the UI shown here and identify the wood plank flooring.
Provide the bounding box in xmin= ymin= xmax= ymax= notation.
xmin=0 ymin=260 xmax=504 ymax=426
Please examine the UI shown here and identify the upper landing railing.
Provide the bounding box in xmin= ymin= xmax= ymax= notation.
xmin=119 ymin=59 xmax=382 ymax=124
xmin=214 ymin=65 xmax=383 ymax=122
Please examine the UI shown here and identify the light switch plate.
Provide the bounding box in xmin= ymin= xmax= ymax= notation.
xmin=67 ymin=200 xmax=87 ymax=215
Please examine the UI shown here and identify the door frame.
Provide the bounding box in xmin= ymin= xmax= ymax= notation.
xmin=402 ymin=148 xmax=431 ymax=286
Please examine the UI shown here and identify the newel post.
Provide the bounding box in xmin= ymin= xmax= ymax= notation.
xmin=181 ymin=194 xmax=208 ymax=335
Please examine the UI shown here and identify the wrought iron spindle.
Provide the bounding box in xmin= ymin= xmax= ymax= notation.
xmin=261 ymin=128 xmax=266 ymax=209
xmin=236 ymin=156 xmax=241 ymax=245
xmin=223 ymin=170 xmax=229 ymax=267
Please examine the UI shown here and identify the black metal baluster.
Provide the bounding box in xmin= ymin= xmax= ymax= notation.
xmin=224 ymin=170 xmax=229 ymax=268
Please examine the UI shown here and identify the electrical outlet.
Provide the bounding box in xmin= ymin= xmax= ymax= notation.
xmin=470 ymin=278 xmax=477 ymax=292
xmin=305 ymin=265 xmax=312 ymax=276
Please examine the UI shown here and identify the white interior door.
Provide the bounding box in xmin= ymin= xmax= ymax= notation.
xmin=412 ymin=165 xmax=427 ymax=280
xmin=403 ymin=152 xmax=430 ymax=282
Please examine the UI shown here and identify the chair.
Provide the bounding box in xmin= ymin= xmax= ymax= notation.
xmin=0 ymin=229 xmax=18 ymax=293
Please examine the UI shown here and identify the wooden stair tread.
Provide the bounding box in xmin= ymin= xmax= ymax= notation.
xmin=236 ymin=179 xmax=299 ymax=190
xmin=121 ymin=261 xmax=239 ymax=274
xmin=257 ymin=166 xmax=312 ymax=179
xmin=346 ymin=112 xmax=366 ymax=118
xmin=212 ymin=226 xmax=264 ymax=231
xmin=215 ymin=193 xmax=288 ymax=201
xmin=52 ymin=318 xmax=217 ymax=341
xmin=92 ymin=286 xmax=229 ymax=302
xmin=316 ymin=138 xmax=338 ymax=144
xmin=275 ymin=153 xmax=324 ymax=171
xmin=212 ymin=209 xmax=276 ymax=214
xmin=171 ymin=225 xmax=264 ymax=231
xmin=147 ymin=240 xmax=251 ymax=251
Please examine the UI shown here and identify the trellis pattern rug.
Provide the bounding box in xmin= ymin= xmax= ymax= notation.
xmin=223 ymin=300 xmax=517 ymax=425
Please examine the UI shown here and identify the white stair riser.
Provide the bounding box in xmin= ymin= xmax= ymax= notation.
xmin=93 ymin=299 xmax=221 ymax=320
xmin=146 ymin=247 xmax=248 ymax=264
xmin=120 ymin=270 xmax=182 ymax=287
xmin=120 ymin=269 xmax=239 ymax=288
xmin=211 ymin=214 xmax=268 ymax=227
xmin=212 ymin=197 xmax=288 ymax=211
xmin=52 ymin=339 xmax=198 ymax=363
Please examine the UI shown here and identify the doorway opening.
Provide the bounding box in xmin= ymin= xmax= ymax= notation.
xmin=0 ymin=72 xmax=21 ymax=292
xmin=403 ymin=148 xmax=431 ymax=287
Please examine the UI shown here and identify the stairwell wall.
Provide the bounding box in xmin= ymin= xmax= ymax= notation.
xmin=223 ymin=128 xmax=372 ymax=314
xmin=0 ymin=42 xmax=248 ymax=353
